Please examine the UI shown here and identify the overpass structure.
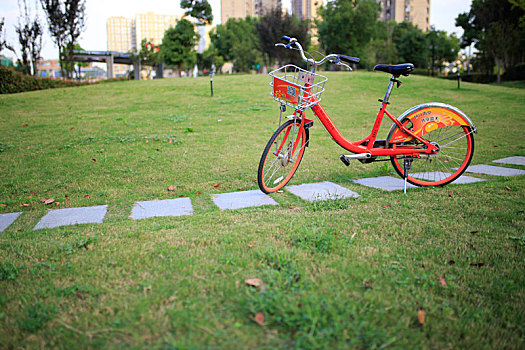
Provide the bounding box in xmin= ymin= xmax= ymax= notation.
xmin=72 ymin=50 xmax=163 ymax=80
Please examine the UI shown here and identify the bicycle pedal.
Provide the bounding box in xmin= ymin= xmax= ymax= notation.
xmin=339 ymin=154 xmax=351 ymax=166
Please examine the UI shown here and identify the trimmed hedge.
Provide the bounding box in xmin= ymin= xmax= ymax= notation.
xmin=0 ymin=65 xmax=87 ymax=94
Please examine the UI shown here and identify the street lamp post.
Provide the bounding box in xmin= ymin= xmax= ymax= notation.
xmin=210 ymin=64 xmax=216 ymax=97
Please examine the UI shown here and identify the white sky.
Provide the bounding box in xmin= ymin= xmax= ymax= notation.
xmin=0 ymin=0 xmax=472 ymax=60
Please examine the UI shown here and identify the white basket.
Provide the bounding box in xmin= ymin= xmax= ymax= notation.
xmin=269 ymin=65 xmax=328 ymax=110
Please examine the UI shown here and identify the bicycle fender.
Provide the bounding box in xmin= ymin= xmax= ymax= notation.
xmin=387 ymin=102 xmax=477 ymax=144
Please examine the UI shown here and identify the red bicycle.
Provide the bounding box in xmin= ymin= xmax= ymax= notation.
xmin=257 ymin=36 xmax=476 ymax=194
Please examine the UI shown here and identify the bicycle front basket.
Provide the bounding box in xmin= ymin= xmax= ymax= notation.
xmin=269 ymin=65 xmax=327 ymax=110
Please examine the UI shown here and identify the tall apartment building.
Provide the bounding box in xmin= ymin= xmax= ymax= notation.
xmin=291 ymin=0 xmax=320 ymax=20
xmin=377 ymin=0 xmax=430 ymax=31
xmin=221 ymin=0 xmax=281 ymax=24
xmin=134 ymin=13 xmax=179 ymax=48
xmin=107 ymin=12 xmax=180 ymax=76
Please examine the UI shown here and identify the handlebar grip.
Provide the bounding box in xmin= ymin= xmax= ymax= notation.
xmin=282 ymin=35 xmax=292 ymax=42
xmin=338 ymin=55 xmax=360 ymax=64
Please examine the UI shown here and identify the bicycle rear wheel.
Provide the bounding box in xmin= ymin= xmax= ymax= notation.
xmin=258 ymin=119 xmax=307 ymax=193
xmin=390 ymin=124 xmax=475 ymax=186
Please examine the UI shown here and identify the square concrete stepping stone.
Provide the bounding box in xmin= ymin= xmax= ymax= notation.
xmin=287 ymin=181 xmax=360 ymax=202
xmin=411 ymin=172 xmax=486 ymax=184
xmin=131 ymin=198 xmax=193 ymax=220
xmin=212 ymin=190 xmax=278 ymax=210
xmin=354 ymin=176 xmax=417 ymax=191
xmin=0 ymin=212 xmax=22 ymax=233
xmin=493 ymin=156 xmax=525 ymax=166
xmin=34 ymin=205 xmax=108 ymax=230
xmin=463 ymin=164 xmax=525 ymax=176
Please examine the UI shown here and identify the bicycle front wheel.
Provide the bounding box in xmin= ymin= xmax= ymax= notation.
xmin=390 ymin=124 xmax=475 ymax=186
xmin=258 ymin=120 xmax=307 ymax=193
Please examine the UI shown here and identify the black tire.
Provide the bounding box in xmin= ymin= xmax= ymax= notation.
xmin=389 ymin=124 xmax=475 ymax=187
xmin=258 ymin=120 xmax=307 ymax=193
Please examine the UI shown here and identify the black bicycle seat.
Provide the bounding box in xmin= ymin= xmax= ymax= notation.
xmin=373 ymin=63 xmax=414 ymax=77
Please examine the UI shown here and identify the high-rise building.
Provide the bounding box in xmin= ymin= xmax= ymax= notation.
xmin=221 ymin=0 xmax=281 ymax=24
xmin=107 ymin=17 xmax=136 ymax=76
xmin=291 ymin=0 xmax=320 ymax=20
xmin=134 ymin=12 xmax=179 ymax=49
xmin=255 ymin=0 xmax=282 ymax=15
xmin=107 ymin=13 xmax=182 ymax=76
xmin=221 ymin=0 xmax=255 ymax=23
xmin=376 ymin=0 xmax=430 ymax=31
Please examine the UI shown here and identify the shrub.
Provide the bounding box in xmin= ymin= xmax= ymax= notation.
xmin=0 ymin=65 xmax=86 ymax=94
xmin=502 ymin=63 xmax=525 ymax=81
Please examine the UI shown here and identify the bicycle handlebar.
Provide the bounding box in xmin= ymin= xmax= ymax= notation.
xmin=278 ymin=36 xmax=360 ymax=68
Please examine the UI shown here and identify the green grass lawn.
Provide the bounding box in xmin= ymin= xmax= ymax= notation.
xmin=0 ymin=72 xmax=524 ymax=348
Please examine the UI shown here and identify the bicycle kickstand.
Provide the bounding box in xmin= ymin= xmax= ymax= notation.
xmin=403 ymin=157 xmax=413 ymax=195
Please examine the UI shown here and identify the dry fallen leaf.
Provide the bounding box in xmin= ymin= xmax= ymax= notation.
xmin=40 ymin=198 xmax=54 ymax=205
xmin=22 ymin=124 xmax=28 ymax=127
xmin=253 ymin=312 xmax=265 ymax=326
xmin=439 ymin=277 xmax=447 ymax=287
xmin=20 ymin=203 xmax=30 ymax=207
xmin=418 ymin=309 xmax=425 ymax=325
xmin=245 ymin=278 xmax=261 ymax=287
xmin=54 ymin=202 xmax=60 ymax=206
xmin=92 ymin=158 xmax=97 ymax=162
xmin=168 ymin=185 xmax=176 ymax=191
xmin=505 ymin=186 xmax=512 ymax=191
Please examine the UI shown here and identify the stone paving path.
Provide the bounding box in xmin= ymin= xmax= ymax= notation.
xmin=463 ymin=164 xmax=525 ymax=177
xmin=212 ymin=190 xmax=278 ymax=210
xmin=287 ymin=181 xmax=360 ymax=202
xmin=0 ymin=160 xmax=523 ymax=232
xmin=493 ymin=156 xmax=525 ymax=166
xmin=33 ymin=205 xmax=108 ymax=230
xmin=131 ymin=198 xmax=193 ymax=220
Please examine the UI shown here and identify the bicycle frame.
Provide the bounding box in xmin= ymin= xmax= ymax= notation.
xmin=298 ymin=79 xmax=439 ymax=157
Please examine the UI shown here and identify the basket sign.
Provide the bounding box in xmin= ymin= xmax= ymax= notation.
xmin=273 ymin=77 xmax=299 ymax=105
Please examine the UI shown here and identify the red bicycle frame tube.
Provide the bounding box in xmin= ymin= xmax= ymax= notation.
xmin=308 ymin=101 xmax=438 ymax=157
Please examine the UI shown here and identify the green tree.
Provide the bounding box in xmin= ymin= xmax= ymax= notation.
xmin=180 ymin=0 xmax=213 ymax=25
xmin=210 ymin=17 xmax=261 ymax=72
xmin=161 ymin=19 xmax=199 ymax=76
xmin=256 ymin=7 xmax=310 ymax=67
xmin=15 ymin=0 xmax=43 ymax=76
xmin=392 ymin=21 xmax=428 ymax=68
xmin=426 ymin=28 xmax=459 ymax=74
xmin=316 ymin=0 xmax=380 ymax=59
xmin=365 ymin=20 xmax=399 ymax=66
xmin=456 ymin=0 xmax=525 ymax=83
xmin=198 ymin=46 xmax=224 ymax=72
xmin=40 ymin=0 xmax=87 ymax=79
xmin=0 ymin=18 xmax=15 ymax=54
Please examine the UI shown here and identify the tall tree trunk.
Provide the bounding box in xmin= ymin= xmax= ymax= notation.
xmin=496 ymin=57 xmax=503 ymax=85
